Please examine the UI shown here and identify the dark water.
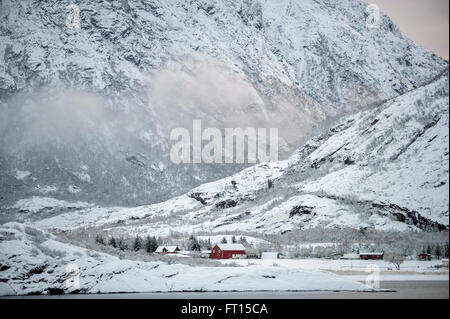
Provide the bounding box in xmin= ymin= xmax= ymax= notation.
xmin=2 ymin=281 xmax=448 ymax=299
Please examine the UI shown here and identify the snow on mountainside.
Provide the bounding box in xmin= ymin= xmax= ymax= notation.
xmin=0 ymin=0 xmax=448 ymax=207
xmin=0 ymin=223 xmax=372 ymax=296
xmin=29 ymin=71 xmax=449 ymax=234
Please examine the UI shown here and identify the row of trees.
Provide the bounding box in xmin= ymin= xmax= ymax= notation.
xmin=220 ymin=236 xmax=248 ymax=244
xmin=95 ymin=234 xmax=161 ymax=253
xmin=422 ymin=243 xmax=449 ymax=258
xmin=185 ymin=235 xmax=249 ymax=251
xmin=266 ymin=227 xmax=449 ymax=258
xmin=287 ymin=243 xmax=450 ymax=259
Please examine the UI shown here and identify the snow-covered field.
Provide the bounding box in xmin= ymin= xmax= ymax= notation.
xmin=220 ymin=258 xmax=449 ymax=281
xmin=0 ymin=223 xmax=374 ymax=296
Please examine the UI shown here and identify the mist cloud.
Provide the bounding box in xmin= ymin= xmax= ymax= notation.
xmin=146 ymin=56 xmax=315 ymax=152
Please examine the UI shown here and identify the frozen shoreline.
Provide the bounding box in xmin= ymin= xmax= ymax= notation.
xmin=1 ymin=281 xmax=448 ymax=299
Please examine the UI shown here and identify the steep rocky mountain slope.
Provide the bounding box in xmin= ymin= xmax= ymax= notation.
xmin=27 ymin=71 xmax=449 ymax=234
xmin=0 ymin=0 xmax=447 ymax=207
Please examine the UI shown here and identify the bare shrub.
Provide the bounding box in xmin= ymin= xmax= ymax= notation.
xmin=385 ymin=253 xmax=405 ymax=270
xmin=24 ymin=226 xmax=48 ymax=243
xmin=36 ymin=244 xmax=67 ymax=259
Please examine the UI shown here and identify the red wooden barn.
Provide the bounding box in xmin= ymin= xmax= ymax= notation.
xmin=418 ymin=253 xmax=432 ymax=261
xmin=211 ymin=244 xmax=246 ymax=259
xmin=359 ymin=252 xmax=384 ymax=260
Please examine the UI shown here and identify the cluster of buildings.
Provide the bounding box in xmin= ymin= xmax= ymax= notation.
xmin=156 ymin=243 xmax=250 ymax=259
xmin=154 ymin=242 xmax=448 ymax=264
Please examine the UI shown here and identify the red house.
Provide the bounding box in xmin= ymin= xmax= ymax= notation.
xmin=359 ymin=252 xmax=384 ymax=260
xmin=418 ymin=253 xmax=432 ymax=261
xmin=211 ymin=244 xmax=246 ymax=259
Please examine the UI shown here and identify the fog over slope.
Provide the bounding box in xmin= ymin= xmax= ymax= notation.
xmin=28 ymin=71 xmax=449 ymax=234
xmin=0 ymin=0 xmax=447 ymax=207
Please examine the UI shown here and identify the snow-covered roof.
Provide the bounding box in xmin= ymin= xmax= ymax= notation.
xmin=360 ymin=252 xmax=383 ymax=255
xmin=156 ymin=246 xmax=179 ymax=253
xmin=216 ymin=243 xmax=246 ymax=251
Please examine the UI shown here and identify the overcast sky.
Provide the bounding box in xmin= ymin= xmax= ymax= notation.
xmin=369 ymin=0 xmax=449 ymax=59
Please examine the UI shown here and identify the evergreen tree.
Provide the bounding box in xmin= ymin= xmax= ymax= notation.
xmin=117 ymin=237 xmax=128 ymax=251
xmin=109 ymin=236 xmax=117 ymax=248
xmin=435 ymin=244 xmax=442 ymax=258
xmin=144 ymin=236 xmax=152 ymax=253
xmin=133 ymin=236 xmax=142 ymax=252
xmin=426 ymin=244 xmax=432 ymax=254
xmin=145 ymin=236 xmax=158 ymax=253
xmin=205 ymin=238 xmax=212 ymax=250
xmin=231 ymin=236 xmax=237 ymax=243
xmin=151 ymin=236 xmax=158 ymax=252
xmin=188 ymin=235 xmax=201 ymax=251
xmin=445 ymin=243 xmax=449 ymax=258
xmin=221 ymin=237 xmax=228 ymax=244
xmin=95 ymin=235 xmax=105 ymax=245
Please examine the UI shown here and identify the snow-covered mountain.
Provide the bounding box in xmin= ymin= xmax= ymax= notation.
xmin=27 ymin=70 xmax=449 ymax=234
xmin=0 ymin=0 xmax=447 ymax=207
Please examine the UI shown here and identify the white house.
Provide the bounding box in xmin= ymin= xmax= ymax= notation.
xmin=261 ymin=252 xmax=279 ymax=259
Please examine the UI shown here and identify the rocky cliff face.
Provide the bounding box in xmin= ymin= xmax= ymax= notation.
xmin=26 ymin=71 xmax=449 ymax=234
xmin=0 ymin=0 xmax=447 ymax=207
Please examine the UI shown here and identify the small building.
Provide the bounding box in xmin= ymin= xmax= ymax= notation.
xmin=442 ymin=259 xmax=449 ymax=267
xmin=156 ymin=246 xmax=180 ymax=254
xmin=261 ymin=252 xmax=279 ymax=259
xmin=211 ymin=244 xmax=246 ymax=259
xmin=418 ymin=253 xmax=432 ymax=261
xmin=359 ymin=252 xmax=384 ymax=260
